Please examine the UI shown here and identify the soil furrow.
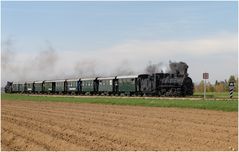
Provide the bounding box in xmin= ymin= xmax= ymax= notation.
xmin=3 ymin=101 xmax=237 ymax=128
xmin=2 ymin=112 xmax=151 ymax=150
xmin=2 ymin=106 xmax=236 ymax=144
xmin=2 ymin=100 xmax=238 ymax=151
xmin=1 ymin=127 xmax=47 ymax=151
xmin=2 ymin=120 xmax=87 ymax=150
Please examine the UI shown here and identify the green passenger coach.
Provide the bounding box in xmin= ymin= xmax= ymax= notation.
xmin=98 ymin=77 xmax=116 ymax=95
xmin=55 ymin=80 xmax=66 ymax=94
xmin=12 ymin=83 xmax=19 ymax=93
xmin=43 ymin=80 xmax=55 ymax=93
xmin=34 ymin=81 xmax=43 ymax=93
xmin=26 ymin=81 xmax=34 ymax=93
xmin=18 ymin=83 xmax=26 ymax=93
xmin=66 ymin=79 xmax=80 ymax=94
xmin=116 ymin=75 xmax=138 ymax=95
xmin=81 ymin=78 xmax=98 ymax=94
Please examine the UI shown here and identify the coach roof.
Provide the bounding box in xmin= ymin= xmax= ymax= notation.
xmin=34 ymin=80 xmax=44 ymax=83
xmin=66 ymin=78 xmax=80 ymax=81
xmin=13 ymin=81 xmax=26 ymax=84
xmin=52 ymin=79 xmax=66 ymax=82
xmin=116 ymin=75 xmax=138 ymax=79
xmin=98 ymin=77 xmax=116 ymax=80
xmin=25 ymin=81 xmax=34 ymax=84
xmin=81 ymin=77 xmax=97 ymax=81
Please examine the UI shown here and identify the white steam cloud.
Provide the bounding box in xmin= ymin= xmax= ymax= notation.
xmin=1 ymin=33 xmax=237 ymax=86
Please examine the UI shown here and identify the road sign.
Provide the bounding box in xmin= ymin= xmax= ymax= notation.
xmin=203 ymin=73 xmax=209 ymax=79
xmin=203 ymin=72 xmax=209 ymax=100
xmin=229 ymin=82 xmax=235 ymax=99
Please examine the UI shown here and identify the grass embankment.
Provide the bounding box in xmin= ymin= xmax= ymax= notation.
xmin=194 ymin=92 xmax=238 ymax=99
xmin=2 ymin=94 xmax=238 ymax=112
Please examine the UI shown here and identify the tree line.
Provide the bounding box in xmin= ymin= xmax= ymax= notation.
xmin=194 ymin=75 xmax=238 ymax=92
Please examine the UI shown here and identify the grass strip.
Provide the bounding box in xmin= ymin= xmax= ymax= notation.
xmin=1 ymin=93 xmax=238 ymax=112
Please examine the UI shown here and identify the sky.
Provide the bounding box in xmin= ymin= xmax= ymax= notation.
xmin=1 ymin=1 xmax=238 ymax=86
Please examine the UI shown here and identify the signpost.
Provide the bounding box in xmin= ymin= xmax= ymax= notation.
xmin=229 ymin=82 xmax=235 ymax=99
xmin=203 ymin=73 xmax=209 ymax=100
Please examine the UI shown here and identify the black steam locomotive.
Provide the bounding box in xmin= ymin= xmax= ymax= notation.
xmin=4 ymin=62 xmax=194 ymax=97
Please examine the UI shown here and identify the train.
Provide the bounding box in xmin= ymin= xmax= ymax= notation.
xmin=4 ymin=62 xmax=194 ymax=97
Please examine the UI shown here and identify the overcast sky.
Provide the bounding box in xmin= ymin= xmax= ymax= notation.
xmin=1 ymin=1 xmax=238 ymax=86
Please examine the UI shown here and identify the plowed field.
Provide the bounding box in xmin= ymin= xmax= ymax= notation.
xmin=1 ymin=100 xmax=238 ymax=151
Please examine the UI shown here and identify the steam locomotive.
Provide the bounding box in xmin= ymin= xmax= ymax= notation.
xmin=4 ymin=62 xmax=194 ymax=97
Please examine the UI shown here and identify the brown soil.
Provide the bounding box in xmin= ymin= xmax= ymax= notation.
xmin=1 ymin=100 xmax=238 ymax=151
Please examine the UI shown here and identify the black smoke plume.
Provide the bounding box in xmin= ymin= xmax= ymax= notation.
xmin=145 ymin=61 xmax=165 ymax=74
xmin=168 ymin=61 xmax=188 ymax=75
xmin=144 ymin=61 xmax=189 ymax=75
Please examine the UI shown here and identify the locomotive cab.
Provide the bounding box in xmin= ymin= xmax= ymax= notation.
xmin=138 ymin=74 xmax=152 ymax=95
